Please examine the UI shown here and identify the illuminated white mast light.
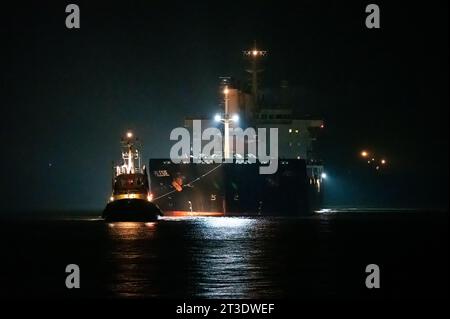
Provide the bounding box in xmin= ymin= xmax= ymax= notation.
xmin=223 ymin=85 xmax=230 ymax=160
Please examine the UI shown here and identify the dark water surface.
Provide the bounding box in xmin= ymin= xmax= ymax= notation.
xmin=0 ymin=211 xmax=448 ymax=299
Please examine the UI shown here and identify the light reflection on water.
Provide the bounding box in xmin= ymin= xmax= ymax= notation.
xmin=106 ymin=222 xmax=158 ymax=297
xmin=186 ymin=217 xmax=278 ymax=298
xmin=105 ymin=217 xmax=281 ymax=298
xmin=194 ymin=255 xmax=278 ymax=296
xmin=1 ymin=212 xmax=441 ymax=299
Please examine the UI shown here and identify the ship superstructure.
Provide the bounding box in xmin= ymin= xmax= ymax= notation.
xmin=110 ymin=132 xmax=149 ymax=202
xmin=184 ymin=45 xmax=325 ymax=201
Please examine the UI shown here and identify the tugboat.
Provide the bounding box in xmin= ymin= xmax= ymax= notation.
xmin=103 ymin=131 xmax=162 ymax=221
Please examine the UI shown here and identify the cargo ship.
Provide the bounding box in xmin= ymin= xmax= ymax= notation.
xmin=148 ymin=45 xmax=325 ymax=216
xmin=103 ymin=132 xmax=162 ymax=221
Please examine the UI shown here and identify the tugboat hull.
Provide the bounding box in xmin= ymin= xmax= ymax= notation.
xmin=102 ymin=199 xmax=162 ymax=222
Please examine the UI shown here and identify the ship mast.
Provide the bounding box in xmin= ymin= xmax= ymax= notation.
xmin=223 ymin=85 xmax=231 ymax=160
xmin=116 ymin=131 xmax=142 ymax=175
xmin=215 ymin=79 xmax=239 ymax=161
xmin=243 ymin=42 xmax=267 ymax=112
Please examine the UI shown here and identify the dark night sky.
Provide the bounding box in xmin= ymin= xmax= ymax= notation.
xmin=1 ymin=1 xmax=448 ymax=212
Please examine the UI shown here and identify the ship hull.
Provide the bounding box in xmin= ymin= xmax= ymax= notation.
xmin=102 ymin=198 xmax=162 ymax=222
xmin=149 ymin=159 xmax=318 ymax=216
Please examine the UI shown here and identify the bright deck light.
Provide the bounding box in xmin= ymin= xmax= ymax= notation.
xmin=232 ymin=114 xmax=239 ymax=122
xmin=214 ymin=114 xmax=221 ymax=122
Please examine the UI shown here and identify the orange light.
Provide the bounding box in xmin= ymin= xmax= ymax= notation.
xmin=361 ymin=151 xmax=369 ymax=157
xmin=126 ymin=132 xmax=133 ymax=138
xmin=252 ymin=50 xmax=258 ymax=56
xmin=147 ymin=193 xmax=153 ymax=202
xmin=381 ymin=159 xmax=387 ymax=165
xmin=172 ymin=179 xmax=183 ymax=192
